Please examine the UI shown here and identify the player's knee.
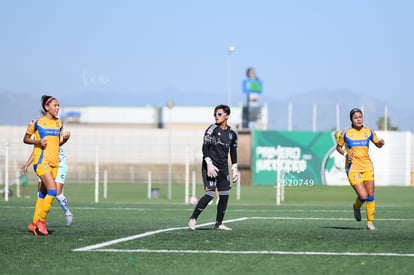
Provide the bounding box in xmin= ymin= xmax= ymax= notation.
xmin=366 ymin=195 xmax=374 ymax=202
xmin=358 ymin=196 xmax=367 ymax=202
xmin=218 ymin=190 xmax=230 ymax=196
xmin=47 ymin=189 xmax=57 ymax=196
xmin=206 ymin=190 xmax=216 ymax=197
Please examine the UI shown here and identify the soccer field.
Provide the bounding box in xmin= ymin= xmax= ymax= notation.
xmin=1 ymin=184 xmax=413 ymax=275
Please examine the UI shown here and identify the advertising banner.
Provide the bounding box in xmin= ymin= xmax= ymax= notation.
xmin=252 ymin=130 xmax=337 ymax=186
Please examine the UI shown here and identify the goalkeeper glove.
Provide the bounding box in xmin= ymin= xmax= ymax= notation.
xmin=231 ymin=163 xmax=239 ymax=183
xmin=205 ymin=157 xmax=219 ymax=178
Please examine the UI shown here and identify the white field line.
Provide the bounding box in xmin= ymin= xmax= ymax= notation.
xmin=92 ymin=249 xmax=414 ymax=257
xmin=72 ymin=217 xmax=248 ymax=252
xmin=73 ymin=216 xmax=414 ymax=257
xmin=250 ymin=217 xmax=410 ymax=221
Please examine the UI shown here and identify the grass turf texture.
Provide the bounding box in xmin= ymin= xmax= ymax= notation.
xmin=1 ymin=184 xmax=413 ymax=275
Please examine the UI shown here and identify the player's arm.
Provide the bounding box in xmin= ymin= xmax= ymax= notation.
xmin=201 ymin=138 xmax=211 ymax=160
xmin=336 ymin=144 xmax=353 ymax=160
xmin=336 ymin=134 xmax=352 ymax=160
xmin=202 ymin=125 xmax=214 ymax=162
xmin=335 ymin=143 xmax=346 ymax=157
xmin=230 ymin=131 xmax=239 ymax=182
xmin=23 ymin=120 xmax=47 ymax=146
xmin=202 ymin=127 xmax=219 ymax=178
xmin=370 ymin=129 xmax=385 ymax=148
xmin=229 ymin=131 xmax=238 ymax=164
xmin=21 ymin=152 xmax=34 ymax=176
xmin=374 ymin=139 xmax=385 ymax=148
xmin=23 ymin=120 xmax=41 ymax=146
xmin=23 ymin=133 xmax=47 ymax=146
xmin=60 ymin=130 xmax=71 ymax=146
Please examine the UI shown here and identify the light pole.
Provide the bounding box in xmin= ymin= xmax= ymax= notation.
xmin=227 ymin=45 xmax=236 ymax=106
xmin=166 ymin=100 xmax=174 ymax=200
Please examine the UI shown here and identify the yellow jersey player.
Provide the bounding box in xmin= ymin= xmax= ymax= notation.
xmin=23 ymin=95 xmax=69 ymax=235
xmin=336 ymin=108 xmax=385 ymax=230
xmin=22 ymin=146 xmax=73 ymax=227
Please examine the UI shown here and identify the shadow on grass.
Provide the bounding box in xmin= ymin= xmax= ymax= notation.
xmin=322 ymin=226 xmax=363 ymax=230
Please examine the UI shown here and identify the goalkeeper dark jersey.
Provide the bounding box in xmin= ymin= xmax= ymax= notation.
xmin=202 ymin=123 xmax=238 ymax=172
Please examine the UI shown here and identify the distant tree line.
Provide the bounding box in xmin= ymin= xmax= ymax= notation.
xmin=377 ymin=116 xmax=399 ymax=131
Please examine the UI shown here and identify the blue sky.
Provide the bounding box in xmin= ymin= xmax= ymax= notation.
xmin=1 ymin=0 xmax=413 ymax=110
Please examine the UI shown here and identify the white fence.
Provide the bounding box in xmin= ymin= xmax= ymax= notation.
xmin=1 ymin=126 xmax=413 ymax=190
xmin=0 ymin=126 xmax=204 ymax=186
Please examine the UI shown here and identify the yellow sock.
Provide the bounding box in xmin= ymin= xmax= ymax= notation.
xmin=366 ymin=200 xmax=375 ymax=223
xmin=39 ymin=194 xmax=56 ymax=221
xmin=354 ymin=197 xmax=364 ymax=209
xmin=32 ymin=197 xmax=44 ymax=223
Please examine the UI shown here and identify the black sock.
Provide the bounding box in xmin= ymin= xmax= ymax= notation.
xmin=190 ymin=195 xmax=213 ymax=219
xmin=215 ymin=194 xmax=229 ymax=225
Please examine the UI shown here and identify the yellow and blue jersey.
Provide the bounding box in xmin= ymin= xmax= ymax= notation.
xmin=26 ymin=117 xmax=63 ymax=167
xmin=337 ymin=126 xmax=380 ymax=172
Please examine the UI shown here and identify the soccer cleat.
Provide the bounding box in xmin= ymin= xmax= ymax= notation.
xmin=188 ymin=218 xmax=196 ymax=230
xmin=36 ymin=220 xmax=49 ymax=235
xmin=65 ymin=214 xmax=73 ymax=226
xmin=366 ymin=223 xmax=376 ymax=231
xmin=215 ymin=224 xmax=232 ymax=231
xmin=27 ymin=222 xmax=38 ymax=236
xmin=353 ymin=203 xmax=361 ymax=222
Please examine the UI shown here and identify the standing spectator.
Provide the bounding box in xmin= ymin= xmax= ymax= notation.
xmin=19 ymin=170 xmax=30 ymax=198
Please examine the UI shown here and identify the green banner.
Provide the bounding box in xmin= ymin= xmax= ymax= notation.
xmin=252 ymin=130 xmax=337 ymax=186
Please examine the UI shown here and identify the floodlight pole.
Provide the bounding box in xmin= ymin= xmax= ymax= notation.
xmin=227 ymin=45 xmax=236 ymax=106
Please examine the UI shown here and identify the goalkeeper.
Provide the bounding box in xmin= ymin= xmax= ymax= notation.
xmin=188 ymin=104 xmax=238 ymax=231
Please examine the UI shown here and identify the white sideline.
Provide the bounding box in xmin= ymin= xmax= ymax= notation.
xmin=91 ymin=249 xmax=414 ymax=257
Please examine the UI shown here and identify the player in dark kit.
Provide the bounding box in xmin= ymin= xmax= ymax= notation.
xmin=188 ymin=104 xmax=239 ymax=230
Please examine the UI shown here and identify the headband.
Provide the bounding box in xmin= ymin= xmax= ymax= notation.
xmin=44 ymin=97 xmax=55 ymax=108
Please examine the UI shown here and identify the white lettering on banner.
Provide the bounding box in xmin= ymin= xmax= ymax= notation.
xmin=256 ymin=159 xmax=307 ymax=173
xmin=256 ymin=145 xmax=301 ymax=160
xmin=255 ymin=145 xmax=309 ymax=173
xmin=256 ymin=146 xmax=278 ymax=159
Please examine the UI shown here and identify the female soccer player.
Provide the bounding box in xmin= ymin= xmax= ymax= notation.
xmin=336 ymin=108 xmax=385 ymax=230
xmin=23 ymin=95 xmax=69 ymax=235
xmin=22 ymin=145 xmax=73 ymax=227
xmin=188 ymin=104 xmax=238 ymax=230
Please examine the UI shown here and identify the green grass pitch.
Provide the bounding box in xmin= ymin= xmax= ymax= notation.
xmin=1 ymin=183 xmax=413 ymax=275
